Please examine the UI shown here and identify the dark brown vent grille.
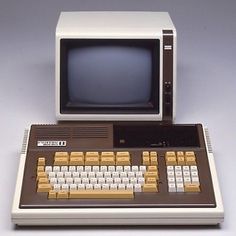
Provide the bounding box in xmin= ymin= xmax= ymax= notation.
xmin=72 ymin=126 xmax=108 ymax=138
xmin=35 ymin=127 xmax=71 ymax=138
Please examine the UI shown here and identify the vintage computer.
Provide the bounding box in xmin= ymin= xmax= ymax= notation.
xmin=11 ymin=11 xmax=224 ymax=225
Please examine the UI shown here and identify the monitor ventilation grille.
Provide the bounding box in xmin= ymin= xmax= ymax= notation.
xmin=72 ymin=126 xmax=109 ymax=138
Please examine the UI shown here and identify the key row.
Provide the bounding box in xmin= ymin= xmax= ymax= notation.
xmin=168 ymin=182 xmax=200 ymax=192
xmin=165 ymin=151 xmax=196 ymax=166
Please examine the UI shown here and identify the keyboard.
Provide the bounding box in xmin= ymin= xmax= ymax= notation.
xmin=36 ymin=151 xmax=200 ymax=200
xmin=12 ymin=123 xmax=224 ymax=225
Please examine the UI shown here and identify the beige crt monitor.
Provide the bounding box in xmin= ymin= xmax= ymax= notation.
xmin=11 ymin=12 xmax=224 ymax=226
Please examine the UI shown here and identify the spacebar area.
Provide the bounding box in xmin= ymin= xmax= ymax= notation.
xmin=69 ymin=190 xmax=134 ymax=199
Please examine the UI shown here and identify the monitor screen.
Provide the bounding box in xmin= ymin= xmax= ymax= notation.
xmin=60 ymin=39 xmax=159 ymax=114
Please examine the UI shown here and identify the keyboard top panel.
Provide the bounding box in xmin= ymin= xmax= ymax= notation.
xmin=19 ymin=123 xmax=216 ymax=209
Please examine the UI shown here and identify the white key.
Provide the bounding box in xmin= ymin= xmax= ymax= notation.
xmin=128 ymin=172 xmax=135 ymax=178
xmin=191 ymin=171 xmax=198 ymax=177
xmin=120 ymin=172 xmax=127 ymax=178
xmin=98 ymin=178 xmax=105 ymax=184
xmin=77 ymin=166 xmax=84 ymax=173
xmin=126 ymin=183 xmax=134 ymax=191
xmin=78 ymin=184 xmax=85 ymax=190
xmin=136 ymin=171 xmax=143 ymax=178
xmin=183 ymin=166 xmax=189 ymax=171
xmin=184 ymin=177 xmax=191 ymax=183
xmin=86 ymin=184 xmax=93 ymax=190
xmin=74 ymin=178 xmax=81 ymax=184
xmin=167 ymin=166 xmax=174 ymax=171
xmin=122 ymin=177 xmax=129 ymax=185
xmin=130 ymin=177 xmax=137 ymax=184
xmin=176 ymin=177 xmax=183 ymax=183
xmin=183 ymin=171 xmax=190 ymax=177
xmin=192 ymin=177 xmax=200 ymax=184
xmin=124 ymin=166 xmax=131 ymax=173
xmin=191 ymin=166 xmax=198 ymax=171
xmin=131 ymin=166 xmax=139 ymax=173
xmin=56 ymin=172 xmax=63 ymax=178
xmin=112 ymin=172 xmax=119 ymax=178
xmin=92 ymin=166 xmax=100 ymax=173
xmin=58 ymin=178 xmax=65 ymax=184
xmin=175 ymin=166 xmax=182 ymax=171
xmin=53 ymin=166 xmax=60 ymax=173
xmin=108 ymin=166 xmax=115 ymax=172
xmin=53 ymin=184 xmax=60 ymax=192
xmin=82 ymin=178 xmax=89 ymax=184
xmin=80 ymin=172 xmax=87 ymax=178
xmin=134 ymin=183 xmax=142 ymax=192
xmin=72 ymin=172 xmax=79 ymax=178
xmin=61 ymin=166 xmax=68 ymax=172
xmin=48 ymin=172 xmax=55 ymax=179
xmin=50 ymin=178 xmax=57 ymax=185
xmin=96 ymin=172 xmax=103 ymax=178
xmin=168 ymin=183 xmax=176 ymax=192
xmin=116 ymin=166 xmax=123 ymax=172
xmin=64 ymin=172 xmax=71 ymax=178
xmin=118 ymin=183 xmax=126 ymax=190
xmin=90 ymin=178 xmax=97 ymax=185
xmin=110 ymin=183 xmax=118 ymax=190
xmin=167 ymin=171 xmax=175 ymax=177
xmin=69 ymin=166 xmax=76 ymax=172
xmin=139 ymin=165 xmax=146 ymax=173
xmin=102 ymin=183 xmax=109 ymax=190
xmin=70 ymin=184 xmax=77 ymax=191
xmin=45 ymin=166 xmax=52 ymax=173
xmin=62 ymin=184 xmax=69 ymax=191
xmin=176 ymin=183 xmax=184 ymax=192
xmin=138 ymin=177 xmax=145 ymax=185
xmin=114 ymin=178 xmax=121 ymax=184
xmin=100 ymin=166 xmax=107 ymax=172
xmin=85 ymin=166 xmax=91 ymax=173
xmin=66 ymin=178 xmax=73 ymax=184
xmin=104 ymin=172 xmax=111 ymax=178
xmin=168 ymin=177 xmax=175 ymax=183
xmin=175 ymin=171 xmax=182 ymax=177
xmin=88 ymin=172 xmax=96 ymax=178
xmin=106 ymin=178 xmax=113 ymax=184
xmin=94 ymin=184 xmax=101 ymax=190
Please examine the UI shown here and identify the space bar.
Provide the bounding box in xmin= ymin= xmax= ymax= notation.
xmin=69 ymin=190 xmax=134 ymax=199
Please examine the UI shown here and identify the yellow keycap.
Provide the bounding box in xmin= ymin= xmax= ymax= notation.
xmin=37 ymin=184 xmax=52 ymax=192
xmin=184 ymin=183 xmax=200 ymax=192
xmin=100 ymin=157 xmax=115 ymax=165
xmin=70 ymin=152 xmax=84 ymax=158
xmin=69 ymin=157 xmax=84 ymax=165
xmin=101 ymin=152 xmax=115 ymax=158
xmin=166 ymin=156 xmax=177 ymax=165
xmin=185 ymin=151 xmax=195 ymax=157
xmin=57 ymin=190 xmax=69 ymax=199
xmin=85 ymin=152 xmax=99 ymax=158
xmin=150 ymin=152 xmax=157 ymax=157
xmin=38 ymin=157 xmax=45 ymax=166
xmin=116 ymin=152 xmax=130 ymax=158
xmin=142 ymin=151 xmax=149 ymax=157
xmin=142 ymin=156 xmax=150 ymax=165
xmin=38 ymin=178 xmax=49 ymax=184
xmin=148 ymin=166 xmax=157 ymax=172
xmin=150 ymin=156 xmax=158 ymax=165
xmin=48 ymin=190 xmax=57 ymax=199
xmin=37 ymin=166 xmax=44 ymax=173
xmin=185 ymin=156 xmax=196 ymax=165
xmin=54 ymin=157 xmax=69 ymax=165
xmin=146 ymin=177 xmax=157 ymax=184
xmin=165 ymin=151 xmax=176 ymax=157
xmin=116 ymin=157 xmax=130 ymax=165
xmin=37 ymin=172 xmax=47 ymax=180
xmin=85 ymin=157 xmax=99 ymax=165
xmin=177 ymin=154 xmax=185 ymax=165
xmin=69 ymin=190 xmax=134 ymax=199
xmin=144 ymin=171 xmax=159 ymax=180
xmin=143 ymin=184 xmax=158 ymax=192
xmin=55 ymin=152 xmax=69 ymax=159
